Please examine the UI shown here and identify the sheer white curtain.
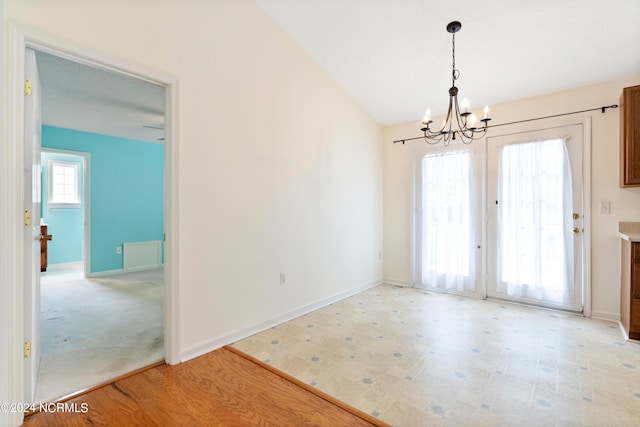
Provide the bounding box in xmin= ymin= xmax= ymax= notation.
xmin=421 ymin=150 xmax=475 ymax=292
xmin=497 ymin=138 xmax=574 ymax=304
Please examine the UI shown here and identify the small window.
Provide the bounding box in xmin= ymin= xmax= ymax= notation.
xmin=48 ymin=160 xmax=80 ymax=208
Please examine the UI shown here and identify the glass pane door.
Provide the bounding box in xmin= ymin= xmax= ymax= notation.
xmin=415 ymin=149 xmax=479 ymax=295
xmin=487 ymin=125 xmax=583 ymax=312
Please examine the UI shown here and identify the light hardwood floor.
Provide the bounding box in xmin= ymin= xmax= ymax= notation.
xmin=23 ymin=346 xmax=389 ymax=427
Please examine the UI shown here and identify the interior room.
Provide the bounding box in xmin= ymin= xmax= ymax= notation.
xmin=1 ymin=1 xmax=639 ymax=426
xmin=33 ymin=52 xmax=166 ymax=403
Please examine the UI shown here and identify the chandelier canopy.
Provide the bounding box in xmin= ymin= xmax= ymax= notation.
xmin=420 ymin=21 xmax=491 ymax=145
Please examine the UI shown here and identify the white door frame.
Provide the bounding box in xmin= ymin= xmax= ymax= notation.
xmin=0 ymin=0 xmax=12 ymax=424
xmin=41 ymin=148 xmax=91 ymax=277
xmin=3 ymin=22 xmax=180 ymax=425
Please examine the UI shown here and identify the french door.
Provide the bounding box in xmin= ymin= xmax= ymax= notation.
xmin=413 ymin=144 xmax=482 ymax=297
xmin=486 ymin=124 xmax=584 ymax=312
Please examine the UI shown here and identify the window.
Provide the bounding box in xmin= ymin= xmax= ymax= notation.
xmin=48 ymin=160 xmax=80 ymax=208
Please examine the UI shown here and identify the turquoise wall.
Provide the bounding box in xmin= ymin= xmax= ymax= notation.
xmin=41 ymin=151 xmax=85 ymax=264
xmin=42 ymin=126 xmax=164 ymax=273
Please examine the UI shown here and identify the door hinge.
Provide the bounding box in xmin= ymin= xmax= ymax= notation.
xmin=24 ymin=210 xmax=32 ymax=227
xmin=24 ymin=79 xmax=32 ymax=96
xmin=24 ymin=342 xmax=31 ymax=358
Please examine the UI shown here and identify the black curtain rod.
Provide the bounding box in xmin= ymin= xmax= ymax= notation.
xmin=392 ymin=104 xmax=619 ymax=144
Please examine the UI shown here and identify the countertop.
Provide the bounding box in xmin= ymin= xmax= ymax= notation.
xmin=619 ymin=222 xmax=640 ymax=242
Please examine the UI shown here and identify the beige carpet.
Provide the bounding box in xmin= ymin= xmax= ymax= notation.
xmin=35 ymin=263 xmax=164 ymax=403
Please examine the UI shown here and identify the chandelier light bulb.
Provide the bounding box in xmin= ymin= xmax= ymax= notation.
xmin=462 ymin=98 xmax=469 ymax=112
xmin=422 ymin=109 xmax=431 ymax=125
xmin=484 ymin=105 xmax=490 ymax=119
xmin=469 ymin=114 xmax=477 ymax=126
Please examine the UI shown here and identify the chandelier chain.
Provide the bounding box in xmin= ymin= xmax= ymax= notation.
xmin=452 ymin=31 xmax=458 ymax=85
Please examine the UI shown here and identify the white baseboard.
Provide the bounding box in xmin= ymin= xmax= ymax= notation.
xmin=617 ymin=322 xmax=640 ymax=345
xmin=179 ymin=279 xmax=383 ymax=363
xmin=383 ymin=278 xmax=412 ymax=287
xmin=591 ymin=310 xmax=620 ymax=322
xmin=619 ymin=322 xmax=629 ymax=340
xmin=48 ymin=261 xmax=82 ymax=267
xmin=124 ymin=264 xmax=164 ymax=273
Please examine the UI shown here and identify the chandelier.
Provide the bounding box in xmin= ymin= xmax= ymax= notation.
xmin=420 ymin=21 xmax=491 ymax=145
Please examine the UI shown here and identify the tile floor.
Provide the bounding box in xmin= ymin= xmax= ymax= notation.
xmin=233 ymin=284 xmax=640 ymax=426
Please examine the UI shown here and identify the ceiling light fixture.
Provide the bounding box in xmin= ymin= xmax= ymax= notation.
xmin=420 ymin=21 xmax=491 ymax=145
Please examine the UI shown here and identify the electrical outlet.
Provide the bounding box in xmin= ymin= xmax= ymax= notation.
xmin=116 ymin=246 xmax=122 ymax=254
xmin=280 ymin=273 xmax=286 ymax=285
xmin=600 ymin=201 xmax=611 ymax=215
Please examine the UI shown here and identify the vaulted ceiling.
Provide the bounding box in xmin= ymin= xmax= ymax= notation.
xmin=256 ymin=0 xmax=640 ymax=125
xmin=36 ymin=0 xmax=640 ymax=142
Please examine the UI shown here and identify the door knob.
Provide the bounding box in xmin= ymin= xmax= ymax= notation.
xmin=39 ymin=234 xmax=52 ymax=241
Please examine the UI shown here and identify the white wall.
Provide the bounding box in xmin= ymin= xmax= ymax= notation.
xmin=384 ymin=76 xmax=640 ymax=320
xmin=2 ymin=0 xmax=383 ymax=363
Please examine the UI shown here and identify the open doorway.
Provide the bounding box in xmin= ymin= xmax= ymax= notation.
xmin=30 ymin=50 xmax=167 ymax=403
xmin=40 ymin=149 xmax=86 ymax=276
xmin=5 ymin=24 xmax=178 ymax=419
